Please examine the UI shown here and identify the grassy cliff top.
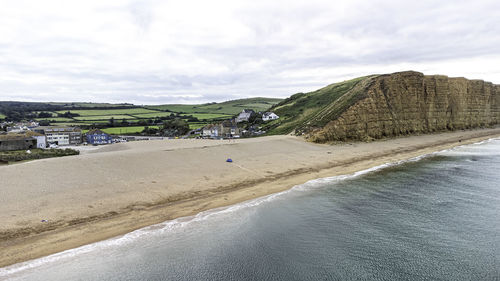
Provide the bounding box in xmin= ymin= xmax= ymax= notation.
xmin=265 ymin=75 xmax=377 ymax=135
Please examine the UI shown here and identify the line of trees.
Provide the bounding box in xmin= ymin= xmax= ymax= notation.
xmin=0 ymin=101 xmax=139 ymax=122
xmin=138 ymin=119 xmax=190 ymax=137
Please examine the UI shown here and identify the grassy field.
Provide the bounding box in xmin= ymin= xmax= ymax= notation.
xmin=7 ymin=97 xmax=283 ymax=134
xmin=82 ymin=126 xmax=160 ymax=135
xmin=73 ymin=115 xmax=137 ymax=121
xmin=266 ymin=76 xmax=372 ymax=135
xmin=189 ymin=123 xmax=208 ymax=129
xmin=130 ymin=112 xmax=176 ymax=118
xmin=146 ymin=97 xmax=282 ymax=115
xmin=187 ymin=113 xmax=232 ymax=120
xmin=0 ymin=113 xmax=6 ymax=120
xmin=48 ymin=102 xmax=136 ymax=108
xmin=56 ymin=108 xmax=159 ymax=116
xmin=36 ymin=117 xmax=75 ymax=122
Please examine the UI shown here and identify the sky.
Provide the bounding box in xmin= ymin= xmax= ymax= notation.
xmin=0 ymin=0 xmax=499 ymax=105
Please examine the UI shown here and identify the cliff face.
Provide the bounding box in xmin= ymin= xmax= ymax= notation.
xmin=309 ymin=71 xmax=500 ymax=142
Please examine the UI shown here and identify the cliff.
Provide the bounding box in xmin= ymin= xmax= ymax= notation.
xmin=267 ymin=71 xmax=500 ymax=142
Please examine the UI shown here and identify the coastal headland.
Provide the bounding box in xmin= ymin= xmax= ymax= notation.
xmin=1 ymin=128 xmax=500 ymax=268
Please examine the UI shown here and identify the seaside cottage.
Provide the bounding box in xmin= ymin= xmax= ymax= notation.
xmin=262 ymin=112 xmax=279 ymax=121
xmin=219 ymin=120 xmax=240 ymax=138
xmin=202 ymin=121 xmax=240 ymax=139
xmin=85 ymin=129 xmax=113 ymax=145
xmin=202 ymin=124 xmax=220 ymax=138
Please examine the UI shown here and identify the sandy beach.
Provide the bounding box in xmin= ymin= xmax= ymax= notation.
xmin=2 ymin=128 xmax=500 ymax=268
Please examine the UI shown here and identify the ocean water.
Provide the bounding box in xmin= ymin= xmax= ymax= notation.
xmin=2 ymin=139 xmax=500 ymax=281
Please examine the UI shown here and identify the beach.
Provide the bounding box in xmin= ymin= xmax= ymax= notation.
xmin=2 ymin=128 xmax=500 ymax=268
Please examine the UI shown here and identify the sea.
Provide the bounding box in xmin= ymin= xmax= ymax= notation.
xmin=1 ymin=138 xmax=499 ymax=281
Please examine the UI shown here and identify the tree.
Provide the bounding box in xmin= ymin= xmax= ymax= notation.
xmin=186 ymin=115 xmax=199 ymax=122
xmin=161 ymin=118 xmax=190 ymax=137
xmin=38 ymin=112 xmax=52 ymax=118
xmin=58 ymin=111 xmax=80 ymax=118
xmin=141 ymin=126 xmax=159 ymax=135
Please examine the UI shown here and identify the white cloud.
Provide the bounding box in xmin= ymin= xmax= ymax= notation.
xmin=0 ymin=0 xmax=499 ymax=104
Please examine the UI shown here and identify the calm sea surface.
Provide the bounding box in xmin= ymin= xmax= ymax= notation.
xmin=2 ymin=139 xmax=500 ymax=281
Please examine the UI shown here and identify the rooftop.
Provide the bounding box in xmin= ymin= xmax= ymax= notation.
xmin=0 ymin=133 xmax=36 ymax=141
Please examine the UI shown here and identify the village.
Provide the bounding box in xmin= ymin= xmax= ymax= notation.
xmin=0 ymin=109 xmax=279 ymax=153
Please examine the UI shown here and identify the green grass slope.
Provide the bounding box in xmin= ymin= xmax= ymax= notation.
xmin=265 ymin=75 xmax=377 ymax=135
xmin=146 ymin=97 xmax=283 ymax=115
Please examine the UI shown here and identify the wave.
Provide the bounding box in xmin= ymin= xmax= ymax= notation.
xmin=2 ymin=136 xmax=499 ymax=279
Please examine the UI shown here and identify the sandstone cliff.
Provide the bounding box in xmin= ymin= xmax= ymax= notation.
xmin=268 ymin=71 xmax=500 ymax=142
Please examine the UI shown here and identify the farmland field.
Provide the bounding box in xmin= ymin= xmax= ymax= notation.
xmin=73 ymin=115 xmax=137 ymax=121
xmin=82 ymin=126 xmax=160 ymax=135
xmin=130 ymin=112 xmax=175 ymax=118
xmin=146 ymin=97 xmax=282 ymax=115
xmin=36 ymin=117 xmax=75 ymax=122
xmin=188 ymin=113 xmax=232 ymax=120
xmin=56 ymin=108 xmax=159 ymax=116
xmin=189 ymin=123 xmax=208 ymax=129
xmin=2 ymin=98 xmax=283 ymax=136
xmin=49 ymin=102 xmax=136 ymax=108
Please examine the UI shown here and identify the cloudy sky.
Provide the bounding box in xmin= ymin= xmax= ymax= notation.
xmin=1 ymin=0 xmax=499 ymax=104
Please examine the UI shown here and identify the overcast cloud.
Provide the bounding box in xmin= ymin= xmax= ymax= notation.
xmin=0 ymin=0 xmax=499 ymax=104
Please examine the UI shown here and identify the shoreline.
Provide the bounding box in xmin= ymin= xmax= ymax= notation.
xmin=2 ymin=129 xmax=500 ymax=269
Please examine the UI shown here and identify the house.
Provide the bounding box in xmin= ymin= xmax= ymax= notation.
xmin=85 ymin=129 xmax=112 ymax=145
xmin=235 ymin=109 xmax=255 ymax=123
xmin=0 ymin=134 xmax=37 ymax=151
xmin=34 ymin=126 xmax=82 ymax=146
xmin=202 ymin=120 xmax=240 ymax=139
xmin=219 ymin=120 xmax=240 ymax=138
xmin=6 ymin=122 xmax=39 ymax=133
xmin=6 ymin=125 xmax=28 ymax=133
xmin=262 ymin=112 xmax=279 ymax=121
xmin=202 ymin=124 xmax=220 ymax=138
xmin=25 ymin=131 xmax=47 ymax=149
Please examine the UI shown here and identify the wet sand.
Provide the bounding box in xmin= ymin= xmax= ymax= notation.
xmin=1 ymin=128 xmax=500 ymax=268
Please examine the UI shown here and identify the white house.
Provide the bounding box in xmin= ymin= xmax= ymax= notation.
xmin=33 ymin=135 xmax=47 ymax=149
xmin=202 ymin=124 xmax=219 ymax=138
xmin=262 ymin=112 xmax=279 ymax=121
xmin=23 ymin=131 xmax=47 ymax=149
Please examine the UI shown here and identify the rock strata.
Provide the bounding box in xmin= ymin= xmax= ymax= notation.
xmin=310 ymin=71 xmax=500 ymax=142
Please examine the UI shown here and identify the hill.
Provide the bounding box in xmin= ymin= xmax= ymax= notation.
xmin=0 ymin=98 xmax=282 ymax=133
xmin=146 ymin=97 xmax=283 ymax=115
xmin=266 ymin=71 xmax=500 ymax=142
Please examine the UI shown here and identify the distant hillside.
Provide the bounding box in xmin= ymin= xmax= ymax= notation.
xmin=146 ymin=97 xmax=283 ymax=115
xmin=266 ymin=71 xmax=500 ymax=142
xmin=0 ymin=98 xmax=282 ymax=133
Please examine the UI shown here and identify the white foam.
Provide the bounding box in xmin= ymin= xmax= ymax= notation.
xmin=2 ymin=136 xmax=499 ymax=279
xmin=0 ymin=191 xmax=293 ymax=279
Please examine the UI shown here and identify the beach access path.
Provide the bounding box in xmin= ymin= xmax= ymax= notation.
xmin=1 ymin=128 xmax=500 ymax=268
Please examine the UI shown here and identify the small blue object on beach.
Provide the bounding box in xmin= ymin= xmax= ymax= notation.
xmin=226 ymin=158 xmax=233 ymax=163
